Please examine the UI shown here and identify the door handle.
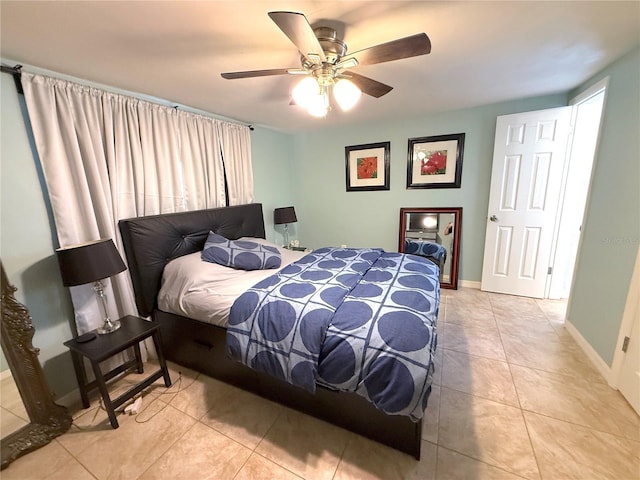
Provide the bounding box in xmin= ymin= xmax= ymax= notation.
xmin=489 ymin=215 xmax=499 ymax=222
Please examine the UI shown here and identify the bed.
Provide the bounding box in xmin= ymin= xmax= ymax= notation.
xmin=118 ymin=203 xmax=439 ymax=459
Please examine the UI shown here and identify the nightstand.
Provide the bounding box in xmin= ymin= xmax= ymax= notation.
xmin=64 ymin=315 xmax=172 ymax=428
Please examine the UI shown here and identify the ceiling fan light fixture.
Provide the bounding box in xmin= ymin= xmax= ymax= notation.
xmin=333 ymin=79 xmax=361 ymax=111
xmin=222 ymin=12 xmax=432 ymax=119
xmin=292 ymin=77 xmax=319 ymax=109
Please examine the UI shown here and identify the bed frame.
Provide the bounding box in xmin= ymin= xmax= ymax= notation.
xmin=118 ymin=203 xmax=422 ymax=459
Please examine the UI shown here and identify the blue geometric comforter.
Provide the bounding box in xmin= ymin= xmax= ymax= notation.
xmin=227 ymin=247 xmax=439 ymax=421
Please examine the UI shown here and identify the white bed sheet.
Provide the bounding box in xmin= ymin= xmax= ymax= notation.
xmin=158 ymin=239 xmax=306 ymax=327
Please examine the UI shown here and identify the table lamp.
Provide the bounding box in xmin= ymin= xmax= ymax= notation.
xmin=56 ymin=239 xmax=127 ymax=334
xmin=274 ymin=206 xmax=297 ymax=247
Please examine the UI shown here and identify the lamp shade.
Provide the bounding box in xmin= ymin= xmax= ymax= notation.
xmin=274 ymin=207 xmax=297 ymax=225
xmin=56 ymin=239 xmax=126 ymax=287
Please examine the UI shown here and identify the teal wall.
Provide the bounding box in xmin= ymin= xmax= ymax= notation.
xmin=567 ymin=47 xmax=640 ymax=365
xmin=0 ymin=74 xmax=77 ymax=395
xmin=290 ymin=94 xmax=567 ymax=282
xmin=0 ymin=47 xmax=637 ymax=397
xmin=250 ymin=127 xmax=296 ymax=245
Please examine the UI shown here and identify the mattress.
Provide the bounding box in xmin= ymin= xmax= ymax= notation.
xmin=158 ymin=238 xmax=306 ymax=327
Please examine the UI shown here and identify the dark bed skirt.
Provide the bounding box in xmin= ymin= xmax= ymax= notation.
xmin=154 ymin=309 xmax=423 ymax=459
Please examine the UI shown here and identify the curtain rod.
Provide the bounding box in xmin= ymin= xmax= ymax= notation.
xmin=0 ymin=63 xmax=254 ymax=130
xmin=0 ymin=64 xmax=23 ymax=94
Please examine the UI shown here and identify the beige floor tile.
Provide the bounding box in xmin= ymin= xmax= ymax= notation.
xmin=45 ymin=457 xmax=96 ymax=480
xmin=511 ymin=364 xmax=640 ymax=441
xmin=525 ymin=411 xmax=640 ymax=480
xmin=168 ymin=371 xmax=227 ymax=420
xmin=444 ymin=303 xmax=498 ymax=330
xmin=139 ymin=422 xmax=251 ymax=480
xmin=501 ymin=332 xmax=604 ymax=383
xmin=60 ymin=384 xmax=181 ymax=455
xmin=438 ymin=388 xmax=540 ymax=480
xmin=423 ymin=384 xmax=440 ymax=444
xmin=439 ymin=289 xmax=456 ymax=302
xmin=547 ymin=318 xmax=574 ymax=340
xmin=436 ymin=296 xmax=447 ymax=321
xmin=440 ymin=323 xmax=507 ymax=361
xmin=1 ymin=375 xmax=29 ymax=419
xmin=489 ymin=293 xmax=543 ymax=313
xmin=56 ymin=404 xmax=121 ymax=456
xmin=74 ymin=401 xmax=196 ymax=480
xmin=535 ymin=298 xmax=567 ymax=322
xmin=9 ymin=290 xmax=627 ymax=479
xmin=445 ymin=288 xmax=492 ymax=310
xmin=441 ymin=350 xmax=519 ymax=406
xmin=0 ymin=439 xmax=74 ymax=480
xmin=199 ymin=383 xmax=283 ymax=449
xmin=1 ymin=405 xmax=28 ymax=436
xmin=494 ymin=314 xmax=559 ymax=341
xmin=334 ymin=436 xmax=437 ymax=480
xmin=435 ymin=446 xmax=528 ymax=480
xmin=255 ymin=408 xmax=350 ymax=480
xmin=234 ymin=453 xmax=304 ymax=480
xmin=432 ymin=344 xmax=443 ymax=386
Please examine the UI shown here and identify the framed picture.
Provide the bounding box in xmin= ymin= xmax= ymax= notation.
xmin=345 ymin=141 xmax=390 ymax=191
xmin=406 ymin=133 xmax=465 ymax=189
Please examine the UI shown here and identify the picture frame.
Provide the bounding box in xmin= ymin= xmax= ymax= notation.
xmin=345 ymin=141 xmax=391 ymax=191
xmin=406 ymin=133 xmax=465 ymax=189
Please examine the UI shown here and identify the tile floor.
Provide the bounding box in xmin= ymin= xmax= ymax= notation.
xmin=2 ymin=288 xmax=639 ymax=479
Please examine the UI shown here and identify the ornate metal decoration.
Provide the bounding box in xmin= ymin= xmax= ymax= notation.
xmin=1 ymin=261 xmax=72 ymax=470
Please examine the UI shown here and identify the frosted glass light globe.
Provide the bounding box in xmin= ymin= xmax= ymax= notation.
xmin=333 ymin=79 xmax=361 ymax=111
xmin=292 ymin=77 xmax=319 ymax=109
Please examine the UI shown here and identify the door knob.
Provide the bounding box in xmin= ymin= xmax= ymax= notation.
xmin=489 ymin=215 xmax=499 ymax=222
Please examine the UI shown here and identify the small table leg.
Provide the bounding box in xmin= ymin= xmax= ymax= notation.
xmin=90 ymin=359 xmax=119 ymax=428
xmin=133 ymin=342 xmax=144 ymax=374
xmin=69 ymin=350 xmax=90 ymax=408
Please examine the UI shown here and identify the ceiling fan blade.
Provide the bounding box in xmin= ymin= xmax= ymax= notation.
xmin=268 ymin=11 xmax=326 ymax=63
xmin=346 ymin=72 xmax=393 ymax=98
xmin=221 ymin=68 xmax=291 ymax=80
xmin=345 ymin=33 xmax=431 ymax=66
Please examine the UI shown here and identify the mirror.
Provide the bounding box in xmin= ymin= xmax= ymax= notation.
xmin=398 ymin=208 xmax=462 ymax=289
xmin=1 ymin=261 xmax=71 ymax=470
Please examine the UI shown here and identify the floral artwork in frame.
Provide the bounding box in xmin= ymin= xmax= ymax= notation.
xmin=406 ymin=133 xmax=465 ymax=189
xmin=345 ymin=141 xmax=391 ymax=191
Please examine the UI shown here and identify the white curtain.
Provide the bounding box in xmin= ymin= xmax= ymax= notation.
xmin=218 ymin=121 xmax=254 ymax=205
xmin=21 ymin=73 xmax=250 ymax=335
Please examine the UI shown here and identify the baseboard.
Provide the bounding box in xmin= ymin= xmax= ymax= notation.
xmin=459 ymin=280 xmax=481 ymax=289
xmin=564 ymin=320 xmax=613 ymax=385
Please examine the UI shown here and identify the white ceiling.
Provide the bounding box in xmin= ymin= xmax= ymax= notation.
xmin=1 ymin=1 xmax=638 ymax=133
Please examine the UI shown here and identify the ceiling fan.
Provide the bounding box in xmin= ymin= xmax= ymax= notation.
xmin=221 ymin=11 xmax=431 ymax=117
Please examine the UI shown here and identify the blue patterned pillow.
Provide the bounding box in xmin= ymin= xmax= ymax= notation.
xmin=202 ymin=232 xmax=282 ymax=270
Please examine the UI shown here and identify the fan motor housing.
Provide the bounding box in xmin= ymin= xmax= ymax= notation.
xmin=314 ymin=27 xmax=347 ymax=64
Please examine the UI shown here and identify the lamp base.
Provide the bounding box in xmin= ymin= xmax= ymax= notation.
xmin=97 ymin=318 xmax=121 ymax=335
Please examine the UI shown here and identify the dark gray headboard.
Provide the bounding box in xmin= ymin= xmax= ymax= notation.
xmin=118 ymin=203 xmax=266 ymax=317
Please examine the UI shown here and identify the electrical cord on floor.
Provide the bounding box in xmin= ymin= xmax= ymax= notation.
xmin=132 ymin=371 xmax=190 ymax=424
xmin=70 ymin=370 xmax=198 ymax=430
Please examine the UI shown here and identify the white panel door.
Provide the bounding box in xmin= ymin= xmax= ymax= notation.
xmin=481 ymin=107 xmax=571 ymax=298
xmin=617 ymin=246 xmax=640 ymax=415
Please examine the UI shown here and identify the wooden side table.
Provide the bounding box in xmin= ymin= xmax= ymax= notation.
xmin=64 ymin=315 xmax=172 ymax=428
